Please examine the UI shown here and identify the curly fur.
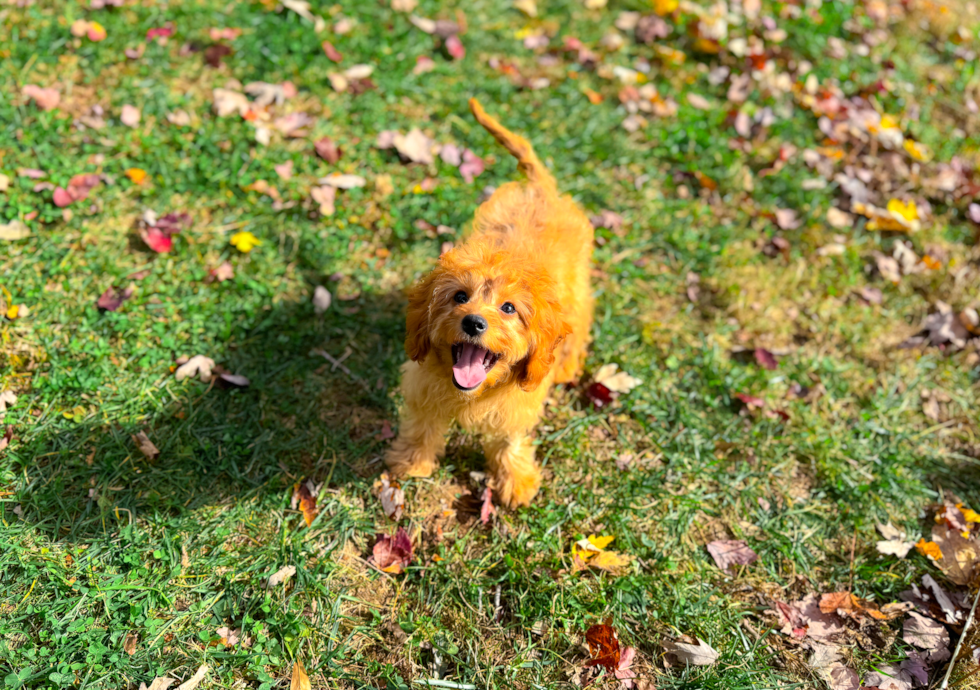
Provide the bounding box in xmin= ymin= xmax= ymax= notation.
xmin=384 ymin=99 xmax=594 ymax=508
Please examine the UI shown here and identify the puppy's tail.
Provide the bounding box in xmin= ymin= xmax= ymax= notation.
xmin=469 ymin=98 xmax=556 ymax=194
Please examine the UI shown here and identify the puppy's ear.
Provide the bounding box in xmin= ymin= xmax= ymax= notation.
xmin=518 ymin=288 xmax=571 ymax=392
xmin=405 ymin=270 xmax=439 ymax=363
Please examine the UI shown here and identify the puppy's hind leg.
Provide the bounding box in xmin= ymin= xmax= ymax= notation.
xmin=483 ymin=434 xmax=542 ymax=508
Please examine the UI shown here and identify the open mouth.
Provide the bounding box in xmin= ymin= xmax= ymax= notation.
xmin=451 ymin=342 xmax=500 ymax=390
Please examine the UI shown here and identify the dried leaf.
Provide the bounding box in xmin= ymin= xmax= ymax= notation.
xmin=209 ymin=262 xmax=235 ymax=283
xmin=97 ymin=285 xmax=135 ymax=312
xmin=585 ymin=622 xmax=621 ymax=670
xmin=594 ymin=363 xmax=641 ymax=393
xmin=459 ymin=149 xmax=485 ymax=183
xmin=876 ymin=523 xmax=915 ymax=558
xmin=318 ymin=173 xmax=365 ymax=189
xmin=312 ymin=285 xmax=331 ymax=314
xmin=0 ymin=220 xmax=31 ymax=241
xmin=394 ymin=128 xmax=436 ymax=164
xmin=121 ymin=104 xmax=141 ymax=128
xmin=212 ymin=88 xmax=250 ymax=117
xmin=321 ymin=40 xmax=343 ymax=62
xmin=132 ymin=431 xmax=160 ymax=459
xmin=266 ymin=564 xmax=296 ymax=588
xmin=314 ymin=137 xmax=342 ymax=163
xmin=123 ymin=632 xmax=138 ymax=655
xmin=377 ymin=473 xmax=405 ymax=521
xmin=706 ymin=540 xmax=758 ymax=571
xmin=311 ymin=186 xmax=336 ymax=216
xmin=176 ymin=665 xmax=208 ymax=690
xmin=754 ymin=348 xmax=778 ymax=370
xmin=480 ymin=486 xmax=496 ymax=525
xmin=369 ymin=527 xmax=414 ymax=574
xmin=174 ymin=355 xmax=216 ymax=383
xmin=138 ymin=678 xmax=176 ymax=690
xmin=663 ymin=638 xmax=719 ymax=666
xmin=904 ymin=612 xmax=950 ymax=662
xmin=293 ymin=480 xmax=318 ymax=527
xmin=775 ymin=208 xmax=800 ymax=230
xmin=290 ymin=661 xmax=310 ymax=690
xmin=22 ymin=84 xmax=60 ymax=111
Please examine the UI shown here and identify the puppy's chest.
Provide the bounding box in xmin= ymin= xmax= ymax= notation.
xmin=452 ymin=385 xmax=541 ymax=435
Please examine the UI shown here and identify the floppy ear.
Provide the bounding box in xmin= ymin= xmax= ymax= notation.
xmin=518 ymin=287 xmax=571 ymax=392
xmin=405 ymin=270 xmax=439 ymax=363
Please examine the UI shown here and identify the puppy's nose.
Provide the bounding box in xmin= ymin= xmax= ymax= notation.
xmin=461 ymin=314 xmax=488 ymax=337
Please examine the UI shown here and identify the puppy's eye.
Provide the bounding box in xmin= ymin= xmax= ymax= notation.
xmin=501 ymin=302 xmax=516 ymax=314
xmin=454 ymin=291 xmax=468 ymax=304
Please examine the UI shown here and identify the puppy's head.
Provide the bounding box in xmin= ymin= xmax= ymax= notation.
xmin=405 ymin=241 xmax=569 ymax=393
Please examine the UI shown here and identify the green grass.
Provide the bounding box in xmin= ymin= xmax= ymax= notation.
xmin=3 ymin=0 xmax=980 ymax=688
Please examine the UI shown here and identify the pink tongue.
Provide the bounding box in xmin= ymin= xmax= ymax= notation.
xmin=453 ymin=343 xmax=489 ymax=389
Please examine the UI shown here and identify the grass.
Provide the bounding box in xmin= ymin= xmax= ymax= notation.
xmin=2 ymin=0 xmax=980 ymax=688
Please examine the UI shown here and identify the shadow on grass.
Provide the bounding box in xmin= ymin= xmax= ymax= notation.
xmin=8 ymin=287 xmax=409 ymax=544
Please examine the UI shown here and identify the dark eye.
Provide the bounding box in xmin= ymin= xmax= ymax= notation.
xmin=454 ymin=291 xmax=468 ymax=304
xmin=501 ymin=302 xmax=516 ymax=314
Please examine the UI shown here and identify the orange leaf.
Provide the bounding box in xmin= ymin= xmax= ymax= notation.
xmin=584 ymin=88 xmax=604 ymax=105
xmin=293 ymin=481 xmax=318 ymax=527
xmin=915 ymin=538 xmax=943 ymax=560
xmin=125 ymin=168 xmax=147 ymax=185
xmin=585 ymin=621 xmax=620 ymax=670
xmin=694 ymin=170 xmax=717 ymax=191
xmin=819 ymin=591 xmax=854 ymax=614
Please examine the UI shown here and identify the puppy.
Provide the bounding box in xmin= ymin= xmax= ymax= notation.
xmin=384 ymin=99 xmax=594 ymax=508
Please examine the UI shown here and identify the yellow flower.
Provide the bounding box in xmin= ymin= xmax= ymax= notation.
xmin=903 ymin=139 xmax=931 ymax=162
xmin=230 ymin=231 xmax=261 ymax=253
xmin=653 ymin=0 xmax=678 ymax=15
xmin=125 ymin=168 xmax=147 ymax=185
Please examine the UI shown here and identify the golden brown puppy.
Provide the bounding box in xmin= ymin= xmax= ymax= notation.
xmin=385 ymin=99 xmax=594 ymax=507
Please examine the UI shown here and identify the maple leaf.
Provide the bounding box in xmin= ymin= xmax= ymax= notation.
xmin=369 ymin=527 xmax=414 ymax=574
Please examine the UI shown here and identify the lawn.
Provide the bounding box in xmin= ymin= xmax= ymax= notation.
xmin=2 ymin=0 xmax=980 ymax=688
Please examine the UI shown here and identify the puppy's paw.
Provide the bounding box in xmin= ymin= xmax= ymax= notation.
xmin=384 ymin=445 xmax=438 ymax=478
xmin=493 ymin=466 xmax=542 ymax=508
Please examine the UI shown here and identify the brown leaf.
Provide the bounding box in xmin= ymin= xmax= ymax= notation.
xmin=376 ymin=472 xmax=404 ymax=521
xmin=903 ymin=612 xmax=950 ymax=662
xmin=663 ymin=637 xmax=719 ymax=666
xmin=369 ymin=527 xmax=413 ymax=574
xmin=290 ymin=661 xmax=310 ymax=690
xmin=132 ymin=431 xmax=159 ymax=459
xmin=293 ymin=480 xmax=318 ymax=527
xmin=266 ymin=564 xmax=296 ymax=588
xmin=123 ymin=632 xmax=138 ymax=655
xmin=706 ymin=539 xmax=758 ymax=571
xmin=585 ymin=621 xmax=621 ymax=670
xmin=314 ymin=137 xmax=342 ymax=163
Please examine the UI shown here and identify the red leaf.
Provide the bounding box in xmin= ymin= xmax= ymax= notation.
xmin=204 ymin=44 xmax=232 ymax=68
xmin=155 ymin=212 xmax=191 ymax=234
xmin=377 ymin=420 xmax=395 ymax=440
xmin=735 ymin=392 xmax=764 ymax=408
xmin=52 ymin=187 xmax=73 ymax=208
xmin=141 ymin=227 xmax=174 ymax=253
xmin=314 ymin=137 xmax=342 ymax=164
xmin=445 ymin=35 xmax=465 ymax=60
xmin=585 ymin=622 xmax=621 ymax=671
xmin=585 ymin=382 xmax=613 ymax=408
xmin=146 ymin=26 xmax=174 ymax=41
xmin=97 ymin=285 xmax=134 ymax=312
xmin=321 ymin=41 xmax=343 ymax=62
xmin=369 ymin=527 xmax=414 ymax=574
xmin=754 ymin=348 xmax=778 ymax=370
xmin=480 ymin=486 xmax=496 ymax=525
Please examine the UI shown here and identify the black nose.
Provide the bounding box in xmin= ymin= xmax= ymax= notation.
xmin=461 ymin=314 xmax=488 ymax=337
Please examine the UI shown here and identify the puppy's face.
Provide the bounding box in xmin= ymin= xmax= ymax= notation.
xmin=405 ymin=243 xmax=568 ymax=393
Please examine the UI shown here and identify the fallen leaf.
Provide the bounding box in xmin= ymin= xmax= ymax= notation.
xmin=274 ymin=160 xmax=294 ymax=181
xmin=230 ymin=231 xmax=261 ymax=253
xmin=392 ymin=0 xmax=418 ymax=10
xmin=864 ymin=664 xmax=913 ymax=690
xmin=775 ymin=208 xmax=800 ymax=230
xmin=53 ymin=173 xmax=101 ymax=207
xmin=445 ymin=35 xmax=465 ymax=60
xmin=166 ymin=110 xmax=192 ymax=126
xmin=208 ymin=27 xmax=242 ymax=41
xmin=311 ymin=186 xmax=336 ymax=216
xmin=146 ymin=25 xmax=174 ymax=41
xmin=123 ymin=632 xmax=138 ymax=655
xmin=876 ymin=523 xmax=915 ymax=558
xmin=120 ymin=105 xmax=141 ymax=128
xmin=174 ymin=355 xmax=216 ymax=383
xmin=394 ymin=128 xmax=436 ymax=164
xmin=216 ymin=626 xmax=241 ymax=646
xmin=212 ymin=88 xmax=250 ymax=117
xmin=266 ymin=564 xmax=296 ymax=588
xmin=369 ymin=527 xmax=414 ymax=574
xmin=687 ymin=93 xmax=711 ymax=110
xmin=138 ymin=678 xmax=176 ymax=690
xmin=293 ymin=480 xmax=318 ymax=527
xmin=141 ymin=227 xmax=173 ymax=253
xmin=97 ymin=285 xmax=135 ymax=312
xmin=413 ymin=55 xmax=435 ymax=75
xmin=344 ymin=64 xmax=374 ymax=80
xmin=175 ymin=665 xmax=208 ymax=690
xmin=754 ymin=348 xmax=778 ymax=370
xmin=459 ymin=149 xmax=485 ymax=183
xmin=572 ymin=534 xmax=631 ymax=574
xmin=22 ymin=84 xmax=60 ymax=111
xmin=0 ymin=220 xmax=30 ymax=241
xmin=377 ymin=472 xmax=404 ymax=521
xmin=321 ymin=40 xmax=343 ymax=62
xmin=903 ymin=612 xmax=950 ymax=662
xmin=318 ymin=173 xmax=365 ymax=189
xmin=480 ymin=486 xmax=496 ymax=525
xmin=827 ymin=207 xmax=853 ymax=229
xmin=132 ymin=431 xmax=160 ymax=459
xmin=590 ymin=210 xmax=625 ymax=233
xmin=915 ymin=538 xmax=943 ymax=561
xmin=0 ymin=391 xmax=17 ymax=419
xmin=615 ymin=646 xmax=637 ymax=687
xmin=585 ymin=622 xmax=621 ymax=670
xmin=312 ymin=285 xmax=331 ymax=314
xmin=208 ymin=262 xmax=234 ymax=283
xmin=663 ymin=638 xmax=719 ymax=666
xmin=290 ymin=661 xmax=310 ymax=690
xmin=594 ymin=363 xmax=642 ymax=393
xmin=706 ymin=539 xmax=758 ymax=571
xmin=827 ymin=664 xmax=860 ymax=690
xmin=125 ymin=168 xmax=148 ymax=185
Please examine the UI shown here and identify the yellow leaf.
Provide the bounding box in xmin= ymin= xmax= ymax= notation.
xmin=879 ymin=114 xmax=900 ymax=130
xmin=653 ymin=0 xmax=678 ymax=15
xmin=588 ymin=535 xmax=615 ymax=551
xmin=961 ymin=506 xmax=980 ymax=523
xmin=591 ymin=550 xmax=631 ymax=574
xmin=290 ymin=660 xmax=311 ymax=690
xmin=125 ymin=168 xmax=147 ymax=185
xmin=915 ymin=538 xmax=943 ymax=560
xmin=584 ymin=88 xmax=604 ymax=105
xmin=230 ymin=231 xmax=262 ymax=253
xmin=903 ymin=139 xmax=931 ymax=162
xmin=6 ymin=304 xmax=21 ymax=319
xmin=886 ymin=198 xmax=918 ymax=222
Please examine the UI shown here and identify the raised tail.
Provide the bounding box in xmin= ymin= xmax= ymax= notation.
xmin=469 ymin=98 xmax=556 ymax=193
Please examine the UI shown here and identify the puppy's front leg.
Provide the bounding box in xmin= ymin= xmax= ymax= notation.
xmin=483 ymin=435 xmax=542 ymax=508
xmin=385 ymin=401 xmax=449 ymax=478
